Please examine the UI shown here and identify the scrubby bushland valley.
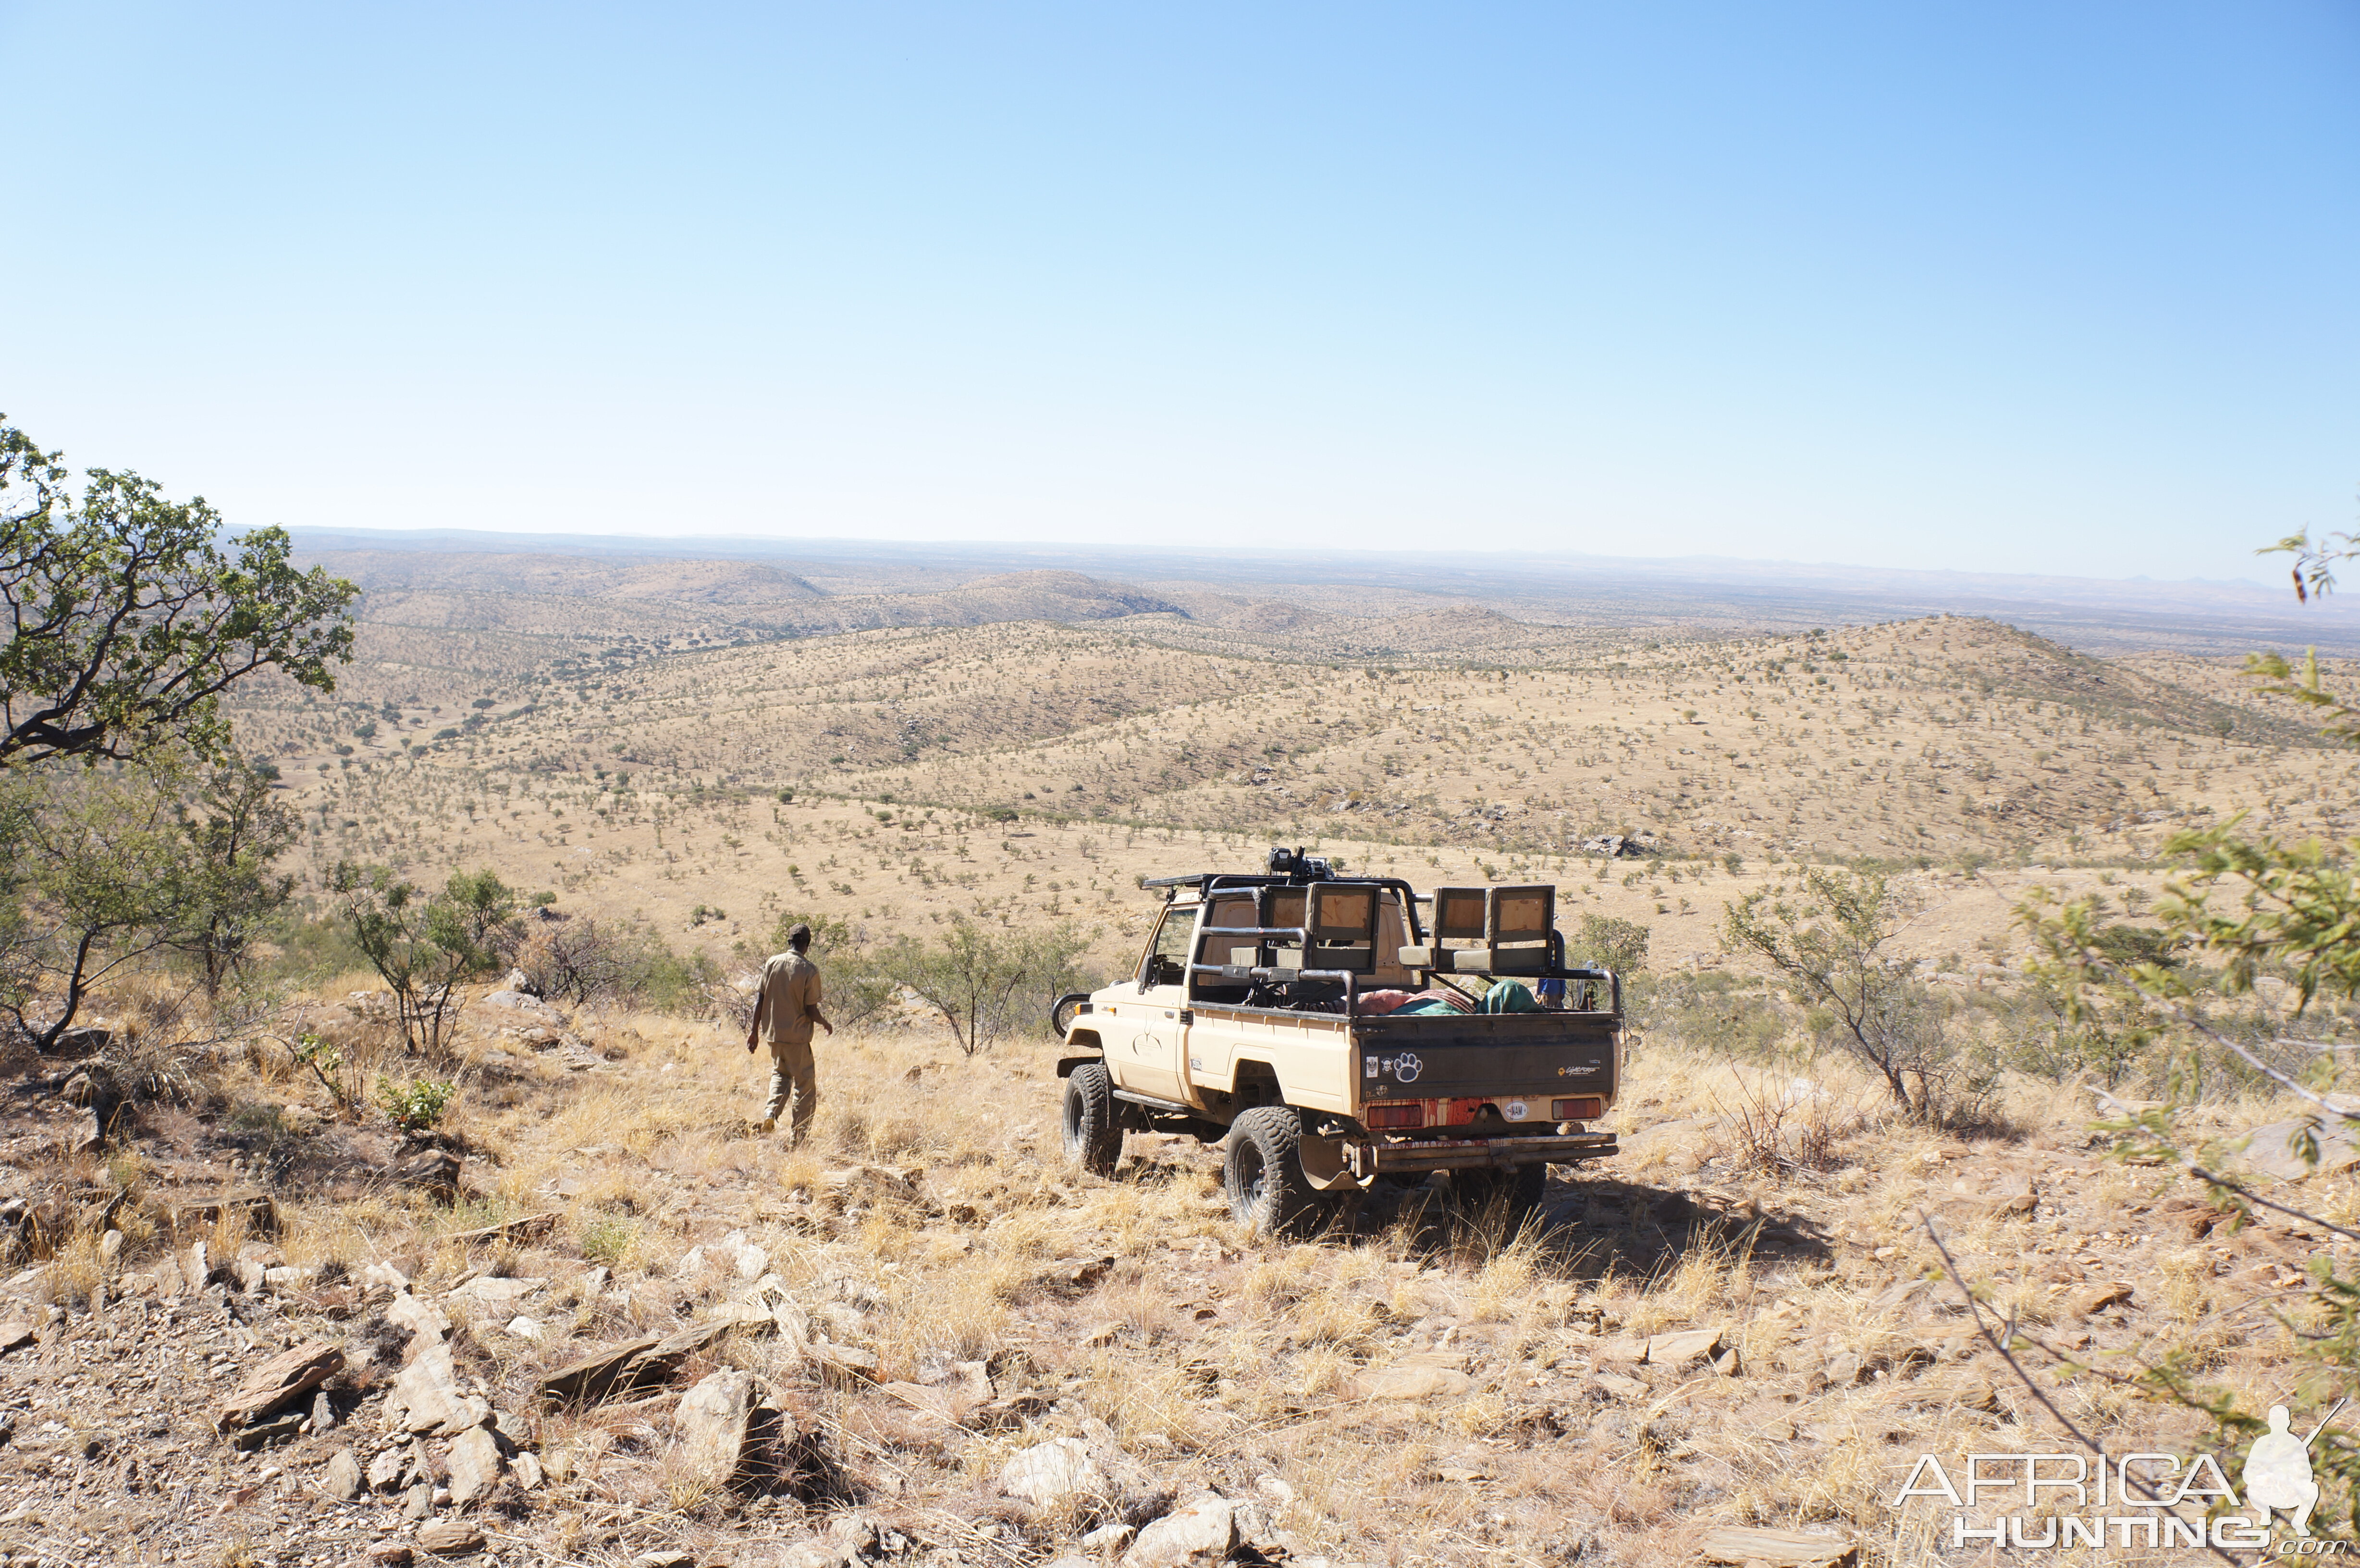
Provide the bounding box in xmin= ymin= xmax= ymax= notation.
xmin=6 ymin=461 xmax=2359 ymax=1568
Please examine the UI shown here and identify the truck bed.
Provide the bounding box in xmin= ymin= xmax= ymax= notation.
xmin=1181 ymin=1000 xmax=1619 ymax=1118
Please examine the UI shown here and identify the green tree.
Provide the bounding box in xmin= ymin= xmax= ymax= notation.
xmin=167 ymin=755 xmax=299 ymax=997
xmin=0 ymin=756 xmax=197 ymax=1051
xmin=1724 ymin=867 xmax=1988 ymax=1121
xmin=1575 ymin=912 xmax=1650 ymax=974
xmin=875 ymin=918 xmax=1094 ymax=1055
xmin=332 ymin=863 xmax=519 ymax=1054
xmin=0 ymin=418 xmax=358 ymax=768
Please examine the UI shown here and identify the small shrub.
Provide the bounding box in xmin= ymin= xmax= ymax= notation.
xmin=579 ymin=1214 xmax=639 ymax=1267
xmin=377 ymin=1076 xmax=455 ymax=1132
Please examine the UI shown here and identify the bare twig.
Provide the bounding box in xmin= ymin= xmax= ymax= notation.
xmin=1918 ymin=1212 xmax=2238 ymax=1565
xmin=2186 ymin=1164 xmax=2360 ymax=1243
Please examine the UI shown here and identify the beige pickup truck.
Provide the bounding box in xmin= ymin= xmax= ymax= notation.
xmin=1054 ymin=849 xmax=1622 ymax=1237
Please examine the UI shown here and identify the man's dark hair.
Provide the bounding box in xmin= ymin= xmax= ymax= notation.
xmin=787 ymin=922 xmax=812 ymax=951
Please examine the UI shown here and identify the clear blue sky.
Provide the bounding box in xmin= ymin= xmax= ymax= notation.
xmin=5 ymin=2 xmax=2355 ymax=582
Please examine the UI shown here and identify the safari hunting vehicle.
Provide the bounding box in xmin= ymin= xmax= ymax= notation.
xmin=1053 ymin=848 xmax=1623 ymax=1237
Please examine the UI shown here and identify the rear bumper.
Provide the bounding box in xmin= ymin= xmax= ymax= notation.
xmin=1345 ymin=1130 xmax=1618 ymax=1177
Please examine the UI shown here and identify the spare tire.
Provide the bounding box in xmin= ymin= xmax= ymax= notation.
xmin=1050 ymin=992 xmax=1092 ymax=1040
xmin=1061 ymin=1062 xmax=1122 ymax=1177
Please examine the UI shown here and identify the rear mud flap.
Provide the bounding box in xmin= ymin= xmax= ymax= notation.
xmin=1297 ymin=1133 xmax=1363 ymax=1193
xmin=1218 ymin=1126 xmax=1365 ymax=1192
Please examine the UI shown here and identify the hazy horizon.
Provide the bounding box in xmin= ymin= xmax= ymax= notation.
xmin=8 ymin=3 xmax=2356 ymax=586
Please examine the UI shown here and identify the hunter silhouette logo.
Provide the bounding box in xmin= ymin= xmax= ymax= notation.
xmin=2245 ymin=1400 xmax=2342 ymax=1538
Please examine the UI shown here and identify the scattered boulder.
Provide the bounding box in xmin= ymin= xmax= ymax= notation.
xmin=673 ymin=1369 xmax=788 ymax=1492
xmin=367 ymin=1441 xmax=421 ymax=1494
xmin=1122 ymin=1496 xmax=1238 ymax=1568
xmin=446 ymin=1423 xmax=505 ymax=1507
xmin=1643 ymin=1327 xmax=1723 ymax=1368
xmin=389 ymin=1150 xmax=463 ymax=1204
xmin=321 ymin=1448 xmax=364 ymax=1501
xmin=0 ymin=1319 xmax=35 ymax=1357
xmin=1001 ymin=1437 xmax=1113 ymax=1507
xmin=384 ymin=1342 xmax=472 ymax=1434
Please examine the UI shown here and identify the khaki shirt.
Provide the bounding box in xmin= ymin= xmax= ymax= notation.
xmin=757 ymin=951 xmax=824 ymax=1047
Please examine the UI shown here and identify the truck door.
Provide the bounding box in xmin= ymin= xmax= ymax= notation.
xmin=1120 ymin=903 xmax=1195 ymax=1102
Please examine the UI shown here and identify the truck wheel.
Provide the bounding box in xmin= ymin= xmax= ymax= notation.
xmin=1223 ymin=1106 xmax=1325 ymax=1239
xmin=1453 ymin=1162 xmax=1548 ymax=1225
xmin=1061 ymin=1063 xmax=1122 ymax=1177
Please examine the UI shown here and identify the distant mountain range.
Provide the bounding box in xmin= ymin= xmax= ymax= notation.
xmin=287 ymin=527 xmax=2360 ymax=656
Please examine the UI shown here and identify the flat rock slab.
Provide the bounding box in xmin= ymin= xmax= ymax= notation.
xmin=2239 ymin=1116 xmax=2360 ymax=1181
xmin=387 ymin=1291 xmax=453 ymax=1341
xmin=0 ymin=1320 xmax=35 ymax=1356
xmin=1647 ymin=1327 xmax=1726 ymax=1367
xmin=1354 ymin=1364 xmax=1473 ymax=1400
xmin=216 ymin=1340 xmax=344 ymax=1434
xmin=417 ymin=1519 xmax=485 ymax=1556
xmin=449 ymin=1275 xmax=548 ymax=1310
xmin=1600 ymin=1327 xmax=1726 ymax=1367
xmin=321 ymin=1449 xmax=364 ymax=1502
xmin=535 ymin=1320 xmax=735 ymax=1406
xmin=385 ymin=1342 xmax=482 ymax=1435
xmin=1698 ymin=1526 xmax=1857 ymax=1567
xmin=444 ymin=1212 xmax=558 ymax=1246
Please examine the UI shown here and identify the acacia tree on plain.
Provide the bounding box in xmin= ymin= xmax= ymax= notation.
xmin=332 ymin=863 xmax=519 ymax=1054
xmin=1723 ymin=867 xmax=1982 ymax=1122
xmin=0 ymin=757 xmax=199 ymax=1052
xmin=0 ymin=419 xmax=358 ymax=768
xmin=167 ymin=754 xmax=300 ymax=998
xmin=878 ymin=918 xmax=1093 ymax=1055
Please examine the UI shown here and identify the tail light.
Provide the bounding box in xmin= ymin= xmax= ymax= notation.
xmin=1551 ymin=1097 xmax=1604 ymax=1121
xmin=1365 ymin=1101 xmax=1425 ymax=1130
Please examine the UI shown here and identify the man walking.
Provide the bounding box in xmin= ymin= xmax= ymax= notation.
xmin=747 ymin=923 xmax=832 ymax=1142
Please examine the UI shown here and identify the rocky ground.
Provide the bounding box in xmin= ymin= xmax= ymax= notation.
xmin=0 ymin=980 xmax=2352 ymax=1568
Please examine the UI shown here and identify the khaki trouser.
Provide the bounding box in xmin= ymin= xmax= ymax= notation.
xmin=764 ymin=1036 xmax=819 ymax=1140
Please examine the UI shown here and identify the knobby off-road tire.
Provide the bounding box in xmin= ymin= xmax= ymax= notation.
xmin=1452 ymin=1161 xmax=1549 ymax=1227
xmin=1061 ymin=1062 xmax=1122 ymax=1177
xmin=1222 ymin=1105 xmax=1327 ymax=1239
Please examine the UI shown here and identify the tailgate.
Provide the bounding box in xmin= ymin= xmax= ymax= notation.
xmin=1354 ymin=1012 xmax=1617 ymax=1106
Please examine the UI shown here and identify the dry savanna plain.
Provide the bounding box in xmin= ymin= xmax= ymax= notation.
xmin=6 ymin=551 xmax=2358 ymax=1568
